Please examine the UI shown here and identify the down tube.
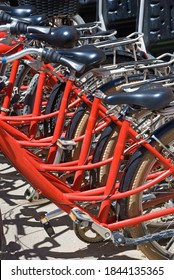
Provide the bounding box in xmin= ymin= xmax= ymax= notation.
xmin=0 ymin=123 xmax=73 ymax=213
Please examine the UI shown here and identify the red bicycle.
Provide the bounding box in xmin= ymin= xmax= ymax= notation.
xmin=0 ymin=75 xmax=174 ymax=259
xmin=1 ymin=15 xmax=174 ymax=259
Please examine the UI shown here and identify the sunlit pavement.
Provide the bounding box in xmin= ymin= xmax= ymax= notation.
xmin=0 ymin=154 xmax=146 ymax=260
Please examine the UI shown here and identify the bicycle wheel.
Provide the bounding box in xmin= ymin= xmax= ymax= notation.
xmin=120 ymin=122 xmax=174 ymax=259
xmin=65 ymin=74 xmax=145 ymax=144
xmin=90 ymin=121 xmax=119 ymax=187
xmin=44 ymin=82 xmax=65 ymax=136
xmin=71 ymin=14 xmax=85 ymax=25
xmin=65 ymin=74 xmax=159 ymax=185
xmin=15 ymin=62 xmax=58 ymax=116
xmin=13 ymin=62 xmax=38 ymax=115
xmin=65 ymin=102 xmax=90 ymax=161
xmin=50 ymin=13 xmax=85 ymax=27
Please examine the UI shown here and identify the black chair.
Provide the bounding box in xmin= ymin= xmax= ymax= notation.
xmin=102 ymin=0 xmax=137 ymax=36
xmin=78 ymin=0 xmax=137 ymax=36
xmin=137 ymin=0 xmax=174 ymax=56
xmin=79 ymin=0 xmax=96 ymax=22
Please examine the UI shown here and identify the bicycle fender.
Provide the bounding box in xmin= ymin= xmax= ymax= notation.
xmin=44 ymin=81 xmax=65 ymax=118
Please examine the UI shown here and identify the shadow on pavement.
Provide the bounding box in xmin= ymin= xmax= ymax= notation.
xmin=0 ymin=155 xmax=146 ymax=260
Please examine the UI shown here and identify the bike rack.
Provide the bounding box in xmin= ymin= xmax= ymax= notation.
xmin=91 ymin=52 xmax=174 ymax=78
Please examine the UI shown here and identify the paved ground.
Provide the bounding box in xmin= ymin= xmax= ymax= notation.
xmin=0 ymin=154 xmax=147 ymax=260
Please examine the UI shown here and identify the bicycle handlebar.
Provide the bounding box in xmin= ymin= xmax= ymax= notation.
xmin=42 ymin=48 xmax=85 ymax=72
xmin=0 ymin=10 xmax=12 ymax=23
xmin=0 ymin=10 xmax=51 ymax=35
xmin=0 ymin=47 xmax=85 ymax=73
xmin=11 ymin=22 xmax=51 ymax=35
xmin=0 ymin=48 xmax=43 ymax=63
xmin=0 ymin=21 xmax=51 ymax=35
xmin=0 ymin=9 xmax=31 ymax=24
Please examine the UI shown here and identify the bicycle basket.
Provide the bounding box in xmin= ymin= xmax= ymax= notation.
xmin=16 ymin=0 xmax=79 ymax=17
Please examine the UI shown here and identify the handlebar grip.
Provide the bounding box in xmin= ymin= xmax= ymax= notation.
xmin=10 ymin=23 xmax=51 ymax=35
xmin=0 ymin=10 xmax=12 ymax=23
xmin=42 ymin=48 xmax=61 ymax=64
xmin=42 ymin=48 xmax=85 ymax=73
xmin=10 ymin=22 xmax=28 ymax=35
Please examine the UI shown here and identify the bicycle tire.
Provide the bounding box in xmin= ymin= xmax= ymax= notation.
xmin=44 ymin=82 xmax=65 ymax=136
xmin=14 ymin=62 xmax=37 ymax=115
xmin=71 ymin=14 xmax=85 ymax=25
xmin=65 ymin=102 xmax=90 ymax=161
xmin=23 ymin=77 xmax=38 ymax=115
xmin=90 ymin=121 xmax=119 ymax=188
xmin=14 ymin=62 xmax=36 ymax=91
xmin=120 ymin=121 xmax=174 ymax=259
xmin=50 ymin=13 xmax=85 ymax=27
xmin=15 ymin=62 xmax=59 ymax=116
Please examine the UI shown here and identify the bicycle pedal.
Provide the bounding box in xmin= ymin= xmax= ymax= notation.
xmin=69 ymin=207 xmax=112 ymax=240
xmin=69 ymin=207 xmax=92 ymax=225
xmin=40 ymin=216 xmax=55 ymax=237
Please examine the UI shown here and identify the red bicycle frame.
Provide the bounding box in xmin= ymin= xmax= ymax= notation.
xmin=0 ymin=91 xmax=174 ymax=231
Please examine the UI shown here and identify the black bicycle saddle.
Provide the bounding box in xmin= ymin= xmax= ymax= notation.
xmin=17 ymin=14 xmax=48 ymax=26
xmin=104 ymin=82 xmax=174 ymax=111
xmin=57 ymin=45 xmax=106 ymax=67
xmin=27 ymin=25 xmax=80 ymax=48
xmin=42 ymin=45 xmax=106 ymax=73
xmin=0 ymin=4 xmax=36 ymax=17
